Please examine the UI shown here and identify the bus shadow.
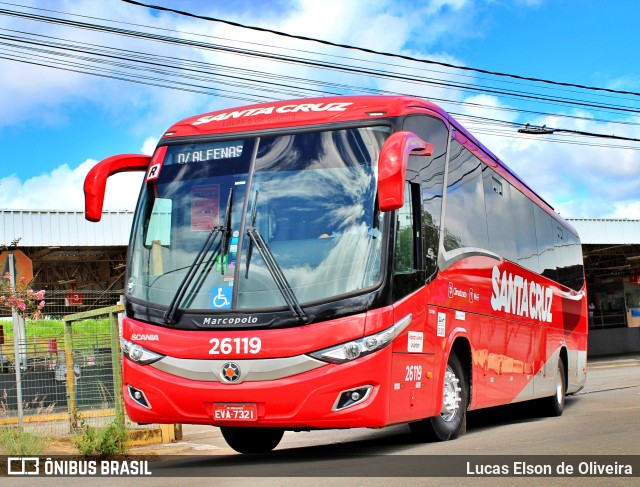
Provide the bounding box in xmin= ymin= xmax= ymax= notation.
xmin=152 ymin=398 xmax=578 ymax=476
xmin=465 ymin=394 xmax=578 ymax=434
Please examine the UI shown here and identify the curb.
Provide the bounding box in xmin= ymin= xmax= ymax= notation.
xmin=588 ymin=358 xmax=640 ymax=369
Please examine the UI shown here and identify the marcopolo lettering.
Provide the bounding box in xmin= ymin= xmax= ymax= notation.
xmin=192 ymin=102 xmax=354 ymax=125
xmin=203 ymin=316 xmax=259 ymax=326
xmin=490 ymin=265 xmax=553 ymax=322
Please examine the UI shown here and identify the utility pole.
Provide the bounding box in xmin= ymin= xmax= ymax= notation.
xmin=8 ymin=254 xmax=25 ymax=427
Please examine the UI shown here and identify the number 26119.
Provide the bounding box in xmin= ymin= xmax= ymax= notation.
xmin=208 ymin=337 xmax=261 ymax=355
xmin=405 ymin=365 xmax=422 ymax=381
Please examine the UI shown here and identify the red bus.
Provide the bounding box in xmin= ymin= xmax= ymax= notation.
xmin=85 ymin=96 xmax=587 ymax=454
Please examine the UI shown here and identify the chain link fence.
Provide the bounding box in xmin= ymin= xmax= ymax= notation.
xmin=0 ymin=291 xmax=160 ymax=438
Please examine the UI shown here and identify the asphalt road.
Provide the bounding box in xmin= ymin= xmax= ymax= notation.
xmin=7 ymin=356 xmax=640 ymax=486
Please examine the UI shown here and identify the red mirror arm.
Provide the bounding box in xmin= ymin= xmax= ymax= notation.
xmin=84 ymin=154 xmax=150 ymax=222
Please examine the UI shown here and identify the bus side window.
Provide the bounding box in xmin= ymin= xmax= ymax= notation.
xmin=534 ymin=206 xmax=558 ymax=282
xmin=394 ymin=181 xmax=416 ymax=274
xmin=555 ymin=224 xmax=584 ymax=290
xmin=566 ymin=231 xmax=585 ymax=291
xmin=393 ymin=181 xmax=423 ymax=300
xmin=483 ymin=170 xmax=516 ymax=262
xmin=512 ymin=187 xmax=539 ymax=271
xmin=442 ymin=139 xmax=489 ymax=253
xmin=402 ymin=115 xmax=449 ymax=282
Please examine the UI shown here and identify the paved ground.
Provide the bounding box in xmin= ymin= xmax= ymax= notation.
xmin=68 ymin=352 xmax=635 ymax=458
xmin=8 ymin=354 xmax=635 ymax=487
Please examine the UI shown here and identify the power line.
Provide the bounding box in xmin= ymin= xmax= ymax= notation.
xmin=2 ymin=6 xmax=639 ymax=122
xmin=518 ymin=124 xmax=640 ymax=143
xmin=0 ymin=30 xmax=327 ymax=98
xmin=3 ymin=42 xmax=635 ymax=152
xmin=5 ymin=26 xmax=640 ymax=136
xmin=3 ymin=0 xmax=638 ymax=111
xmin=121 ymin=0 xmax=640 ymax=99
xmin=464 ymin=125 xmax=640 ymax=151
xmin=0 ymin=2 xmax=638 ymax=152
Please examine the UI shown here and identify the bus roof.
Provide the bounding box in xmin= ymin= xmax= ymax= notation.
xmin=163 ymin=95 xmax=576 ymax=235
xmin=165 ymin=96 xmax=449 ymax=137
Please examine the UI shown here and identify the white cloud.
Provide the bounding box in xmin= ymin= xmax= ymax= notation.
xmin=610 ymin=201 xmax=640 ymax=219
xmin=460 ymin=94 xmax=519 ymax=123
xmin=0 ymin=129 xmax=156 ymax=213
xmin=0 ymin=0 xmax=481 ymax=131
xmin=477 ymin=117 xmax=640 ymax=219
xmin=0 ymin=162 xmax=90 ymax=210
xmin=141 ymin=136 xmax=159 ymax=155
xmin=1 ymin=0 xmax=638 ymax=222
xmin=0 ymin=0 xmax=208 ymax=130
xmin=0 ymin=159 xmax=143 ymax=212
xmin=442 ymin=92 xmax=640 ymax=219
xmin=103 ymin=172 xmax=145 ymax=211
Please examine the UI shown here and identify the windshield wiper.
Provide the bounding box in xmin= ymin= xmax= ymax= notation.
xmin=244 ymin=191 xmax=259 ymax=279
xmin=245 ymin=226 xmax=310 ymax=323
xmin=163 ymin=189 xmax=234 ymax=325
xmin=243 ymin=192 xmax=309 ymax=323
xmin=220 ymin=188 xmax=234 ymax=275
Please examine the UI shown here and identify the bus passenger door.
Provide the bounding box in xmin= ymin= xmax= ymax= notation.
xmin=389 ymin=292 xmax=434 ymax=423
xmin=388 ymin=182 xmax=436 ymax=422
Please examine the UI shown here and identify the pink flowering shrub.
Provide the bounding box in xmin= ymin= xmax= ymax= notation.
xmin=0 ymin=272 xmax=46 ymax=319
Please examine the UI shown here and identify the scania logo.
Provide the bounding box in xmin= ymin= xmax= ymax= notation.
xmin=221 ymin=362 xmax=241 ymax=383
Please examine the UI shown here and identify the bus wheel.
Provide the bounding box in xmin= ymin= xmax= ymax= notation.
xmin=409 ymin=351 xmax=467 ymax=441
xmin=220 ymin=426 xmax=284 ymax=454
xmin=541 ymin=359 xmax=565 ymax=417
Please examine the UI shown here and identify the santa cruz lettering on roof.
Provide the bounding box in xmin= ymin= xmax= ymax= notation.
xmin=192 ymin=102 xmax=354 ymax=126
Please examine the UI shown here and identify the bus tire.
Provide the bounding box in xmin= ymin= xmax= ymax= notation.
xmin=409 ymin=351 xmax=467 ymax=442
xmin=541 ymin=358 xmax=565 ymax=417
xmin=220 ymin=426 xmax=284 ymax=454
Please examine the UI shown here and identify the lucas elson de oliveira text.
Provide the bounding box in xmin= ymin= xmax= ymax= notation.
xmin=467 ymin=461 xmax=633 ymax=476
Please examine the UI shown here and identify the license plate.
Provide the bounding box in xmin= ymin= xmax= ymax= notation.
xmin=213 ymin=403 xmax=258 ymax=422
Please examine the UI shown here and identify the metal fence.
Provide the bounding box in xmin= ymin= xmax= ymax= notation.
xmin=0 ymin=291 xmax=159 ymax=438
xmin=589 ymin=309 xmax=628 ymax=329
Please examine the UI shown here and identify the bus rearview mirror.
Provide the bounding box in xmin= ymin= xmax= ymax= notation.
xmin=377 ymin=131 xmax=433 ymax=212
xmin=84 ymin=154 xmax=151 ymax=222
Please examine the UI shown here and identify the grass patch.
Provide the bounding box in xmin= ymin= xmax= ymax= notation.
xmin=0 ymin=319 xmax=111 ymax=357
xmin=0 ymin=426 xmax=50 ymax=455
xmin=73 ymin=417 xmax=128 ymax=458
xmin=2 ymin=318 xmax=111 ymax=339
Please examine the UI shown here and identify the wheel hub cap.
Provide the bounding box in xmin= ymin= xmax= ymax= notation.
xmin=441 ymin=366 xmax=462 ymax=422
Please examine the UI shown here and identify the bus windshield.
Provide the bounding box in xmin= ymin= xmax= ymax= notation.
xmin=127 ymin=126 xmax=390 ymax=315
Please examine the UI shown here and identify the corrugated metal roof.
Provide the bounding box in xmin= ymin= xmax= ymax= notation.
xmin=567 ymin=218 xmax=640 ymax=245
xmin=0 ymin=210 xmax=133 ymax=247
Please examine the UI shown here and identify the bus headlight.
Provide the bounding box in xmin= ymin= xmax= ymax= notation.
xmin=120 ymin=338 xmax=164 ymax=365
xmin=309 ymin=314 xmax=412 ymax=364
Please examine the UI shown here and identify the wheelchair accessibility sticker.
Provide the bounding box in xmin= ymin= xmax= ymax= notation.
xmin=212 ymin=286 xmax=233 ymax=309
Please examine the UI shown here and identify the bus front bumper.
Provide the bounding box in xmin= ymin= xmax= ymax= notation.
xmin=122 ymin=349 xmax=393 ymax=429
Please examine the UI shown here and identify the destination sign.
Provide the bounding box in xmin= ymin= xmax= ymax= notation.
xmin=168 ymin=141 xmax=244 ymax=165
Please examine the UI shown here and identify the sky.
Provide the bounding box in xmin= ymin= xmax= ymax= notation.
xmin=0 ymin=0 xmax=639 ymax=219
